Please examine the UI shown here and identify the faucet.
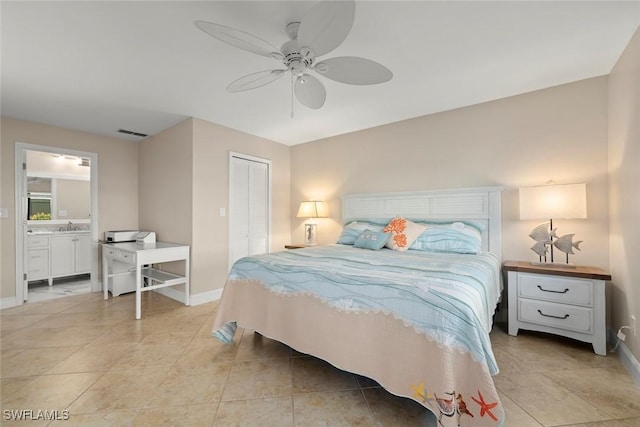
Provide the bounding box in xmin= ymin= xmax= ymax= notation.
xmin=59 ymin=221 xmax=74 ymax=232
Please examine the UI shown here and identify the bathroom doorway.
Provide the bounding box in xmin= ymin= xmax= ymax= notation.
xmin=15 ymin=143 xmax=99 ymax=303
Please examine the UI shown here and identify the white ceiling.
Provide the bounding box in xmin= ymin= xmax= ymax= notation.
xmin=2 ymin=1 xmax=640 ymax=146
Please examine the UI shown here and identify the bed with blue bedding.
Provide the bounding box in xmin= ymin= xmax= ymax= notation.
xmin=212 ymin=188 xmax=505 ymax=426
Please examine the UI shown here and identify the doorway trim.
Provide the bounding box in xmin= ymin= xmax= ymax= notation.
xmin=14 ymin=142 xmax=99 ymax=304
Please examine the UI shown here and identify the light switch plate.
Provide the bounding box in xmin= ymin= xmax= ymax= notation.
xmin=0 ymin=208 xmax=8 ymax=218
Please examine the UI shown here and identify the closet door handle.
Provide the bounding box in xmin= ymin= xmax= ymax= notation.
xmin=537 ymin=285 xmax=569 ymax=294
xmin=537 ymin=309 xmax=570 ymax=320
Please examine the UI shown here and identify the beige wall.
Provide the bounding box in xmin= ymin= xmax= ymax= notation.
xmin=192 ymin=118 xmax=290 ymax=294
xmin=137 ymin=119 xmax=193 ymax=290
xmin=138 ymin=118 xmax=193 ymax=245
xmin=609 ymin=28 xmax=640 ymax=362
xmin=291 ymin=77 xmax=610 ymax=270
xmin=138 ymin=117 xmax=291 ymax=295
xmin=56 ymin=179 xmax=91 ymax=219
xmin=0 ymin=117 xmax=139 ymax=299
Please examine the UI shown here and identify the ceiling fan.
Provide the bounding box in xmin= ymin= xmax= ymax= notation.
xmin=195 ymin=0 xmax=392 ymax=110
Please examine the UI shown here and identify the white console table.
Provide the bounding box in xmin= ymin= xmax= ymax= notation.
xmin=102 ymin=241 xmax=190 ymax=319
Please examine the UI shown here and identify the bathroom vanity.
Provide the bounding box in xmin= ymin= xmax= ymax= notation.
xmin=26 ymin=230 xmax=91 ymax=286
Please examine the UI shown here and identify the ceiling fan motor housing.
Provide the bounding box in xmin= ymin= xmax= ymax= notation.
xmin=281 ymin=39 xmax=314 ymax=76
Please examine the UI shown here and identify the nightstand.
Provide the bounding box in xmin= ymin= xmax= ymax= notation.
xmin=503 ymin=261 xmax=611 ymax=356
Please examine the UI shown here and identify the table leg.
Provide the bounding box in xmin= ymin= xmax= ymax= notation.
xmin=185 ymin=254 xmax=190 ymax=307
xmin=102 ymin=252 xmax=108 ymax=300
xmin=135 ymin=264 xmax=142 ymax=320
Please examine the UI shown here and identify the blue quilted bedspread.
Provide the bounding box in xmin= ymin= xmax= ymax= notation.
xmin=216 ymin=244 xmax=502 ymax=375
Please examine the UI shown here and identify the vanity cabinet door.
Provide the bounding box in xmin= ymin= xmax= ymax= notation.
xmin=75 ymin=234 xmax=91 ymax=274
xmin=50 ymin=235 xmax=75 ymax=277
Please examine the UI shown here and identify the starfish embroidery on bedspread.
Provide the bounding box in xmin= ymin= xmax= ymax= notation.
xmin=471 ymin=390 xmax=498 ymax=422
xmin=411 ymin=382 xmax=434 ymax=402
xmin=412 ymin=382 xmax=426 ymax=401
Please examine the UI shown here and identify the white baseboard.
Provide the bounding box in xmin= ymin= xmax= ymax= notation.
xmin=1 ymin=285 xmax=222 ymax=311
xmin=0 ymin=296 xmax=20 ymax=310
xmin=608 ymin=328 xmax=640 ymax=388
xmin=189 ymin=287 xmax=224 ymax=306
xmin=153 ymin=286 xmax=187 ymax=305
xmin=153 ymin=287 xmax=223 ymax=306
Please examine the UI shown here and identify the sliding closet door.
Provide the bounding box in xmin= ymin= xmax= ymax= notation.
xmin=229 ymin=154 xmax=270 ymax=270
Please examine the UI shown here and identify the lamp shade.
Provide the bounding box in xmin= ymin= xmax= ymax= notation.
xmin=296 ymin=201 xmax=328 ymax=218
xmin=519 ymin=183 xmax=587 ymax=220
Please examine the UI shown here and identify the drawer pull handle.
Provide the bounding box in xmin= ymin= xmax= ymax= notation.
xmin=537 ymin=285 xmax=570 ymax=294
xmin=537 ymin=309 xmax=570 ymax=320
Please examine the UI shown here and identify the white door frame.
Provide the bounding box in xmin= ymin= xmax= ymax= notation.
xmin=14 ymin=143 xmax=100 ymax=304
xmin=228 ymin=152 xmax=272 ymax=272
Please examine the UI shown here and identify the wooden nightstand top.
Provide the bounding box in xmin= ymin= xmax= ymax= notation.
xmin=285 ymin=244 xmax=309 ymax=249
xmin=503 ymin=260 xmax=611 ymax=281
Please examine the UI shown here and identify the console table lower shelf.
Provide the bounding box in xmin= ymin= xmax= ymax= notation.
xmin=102 ymin=242 xmax=190 ymax=319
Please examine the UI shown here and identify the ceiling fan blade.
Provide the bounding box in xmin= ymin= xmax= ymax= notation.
xmin=314 ymin=57 xmax=393 ymax=85
xmin=195 ymin=20 xmax=284 ymax=60
xmin=227 ymin=69 xmax=286 ymax=92
xmin=294 ymin=74 xmax=326 ymax=109
xmin=297 ymin=0 xmax=355 ymax=57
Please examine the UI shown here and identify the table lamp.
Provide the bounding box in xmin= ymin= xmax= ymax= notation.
xmin=519 ymin=183 xmax=587 ymax=265
xmin=296 ymin=201 xmax=328 ymax=245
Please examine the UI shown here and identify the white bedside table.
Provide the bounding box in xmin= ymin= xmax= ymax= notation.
xmin=503 ymin=261 xmax=611 ymax=356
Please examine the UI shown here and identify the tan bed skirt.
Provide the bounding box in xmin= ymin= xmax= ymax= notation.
xmin=212 ymin=279 xmax=504 ymax=427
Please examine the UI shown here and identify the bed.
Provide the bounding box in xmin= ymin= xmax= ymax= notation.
xmin=212 ymin=187 xmax=505 ymax=427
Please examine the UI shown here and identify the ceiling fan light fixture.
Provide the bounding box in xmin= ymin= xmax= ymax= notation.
xmin=290 ymin=61 xmax=306 ymax=76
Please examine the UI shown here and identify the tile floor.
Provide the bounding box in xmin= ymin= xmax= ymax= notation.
xmin=1 ymin=291 xmax=640 ymax=427
xmin=26 ymin=276 xmax=91 ymax=303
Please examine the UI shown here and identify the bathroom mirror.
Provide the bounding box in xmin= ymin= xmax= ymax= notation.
xmin=27 ymin=176 xmax=90 ymax=221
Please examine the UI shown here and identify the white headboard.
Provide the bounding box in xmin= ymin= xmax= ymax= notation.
xmin=342 ymin=187 xmax=503 ymax=258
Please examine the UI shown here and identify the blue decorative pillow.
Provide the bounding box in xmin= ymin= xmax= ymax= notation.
xmin=410 ymin=222 xmax=482 ymax=254
xmin=354 ymin=229 xmax=392 ymax=250
xmin=337 ymin=221 xmax=384 ymax=245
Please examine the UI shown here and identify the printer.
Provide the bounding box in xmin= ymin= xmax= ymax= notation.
xmin=105 ymin=230 xmax=139 ymax=243
xmin=135 ymin=231 xmax=156 ymax=244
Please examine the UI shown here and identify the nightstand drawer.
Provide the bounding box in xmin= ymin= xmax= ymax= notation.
xmin=518 ymin=273 xmax=592 ymax=306
xmin=518 ymin=299 xmax=592 ymax=334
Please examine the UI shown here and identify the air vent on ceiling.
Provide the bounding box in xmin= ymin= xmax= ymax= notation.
xmin=118 ymin=128 xmax=148 ymax=138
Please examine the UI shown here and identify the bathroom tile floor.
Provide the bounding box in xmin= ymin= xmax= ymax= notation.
xmin=1 ymin=291 xmax=639 ymax=426
xmin=26 ymin=276 xmax=91 ymax=303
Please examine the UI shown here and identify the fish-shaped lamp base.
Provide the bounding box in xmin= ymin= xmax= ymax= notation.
xmin=528 ymin=222 xmax=583 ymax=265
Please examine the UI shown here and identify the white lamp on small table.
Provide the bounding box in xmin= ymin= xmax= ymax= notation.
xmin=296 ymin=201 xmax=328 ymax=245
